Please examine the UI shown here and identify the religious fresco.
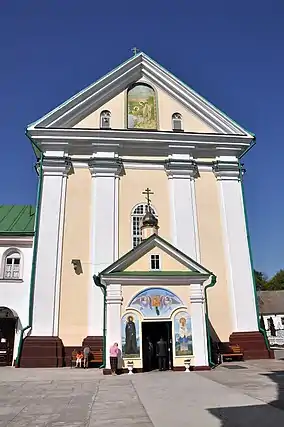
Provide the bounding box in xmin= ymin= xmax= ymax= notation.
xmin=121 ymin=312 xmax=140 ymax=358
xmin=127 ymin=84 xmax=157 ymax=129
xmin=129 ymin=288 xmax=183 ymax=318
xmin=174 ymin=311 xmax=193 ymax=356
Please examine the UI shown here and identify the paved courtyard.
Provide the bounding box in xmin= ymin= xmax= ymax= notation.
xmin=1 ymin=360 xmax=284 ymax=426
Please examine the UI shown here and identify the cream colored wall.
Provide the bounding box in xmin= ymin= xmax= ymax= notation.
xmin=119 ymin=168 xmax=171 ymax=257
xmin=195 ymin=170 xmax=232 ymax=341
xmin=59 ymin=168 xmax=91 ymax=346
xmin=74 ymin=92 xmax=125 ymax=129
xmin=157 ymin=86 xmax=215 ymax=133
xmin=125 ymin=247 xmax=189 ymax=272
xmin=73 ymin=84 xmax=215 ymax=133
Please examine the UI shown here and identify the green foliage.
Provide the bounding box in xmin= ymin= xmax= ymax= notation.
xmin=254 ymin=269 xmax=284 ymax=291
xmin=266 ymin=269 xmax=284 ymax=290
xmin=254 ymin=270 xmax=268 ymax=291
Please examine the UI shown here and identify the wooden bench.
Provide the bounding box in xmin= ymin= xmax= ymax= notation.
xmin=221 ymin=345 xmax=244 ymax=363
xmin=70 ymin=349 xmax=103 ymax=368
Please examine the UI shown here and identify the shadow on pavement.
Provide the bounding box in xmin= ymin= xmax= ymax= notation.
xmin=208 ymin=370 xmax=284 ymax=425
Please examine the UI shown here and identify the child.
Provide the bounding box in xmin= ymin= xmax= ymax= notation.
xmin=76 ymin=350 xmax=83 ymax=368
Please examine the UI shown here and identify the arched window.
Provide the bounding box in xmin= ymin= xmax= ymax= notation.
xmin=131 ymin=204 xmax=157 ymax=248
xmin=3 ymin=250 xmax=21 ymax=280
xmin=100 ymin=110 xmax=111 ymax=129
xmin=127 ymin=83 xmax=157 ymax=129
xmin=172 ymin=113 xmax=183 ymax=131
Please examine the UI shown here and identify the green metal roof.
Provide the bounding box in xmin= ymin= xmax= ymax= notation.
xmin=0 ymin=205 xmax=35 ymax=235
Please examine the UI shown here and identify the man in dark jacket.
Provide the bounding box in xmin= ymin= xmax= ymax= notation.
xmin=156 ymin=337 xmax=167 ymax=371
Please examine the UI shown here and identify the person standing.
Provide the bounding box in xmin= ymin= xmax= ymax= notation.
xmin=156 ymin=337 xmax=167 ymax=371
xmin=83 ymin=345 xmax=90 ymax=368
xmin=109 ymin=342 xmax=119 ymax=375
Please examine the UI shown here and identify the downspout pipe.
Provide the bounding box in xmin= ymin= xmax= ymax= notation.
xmin=237 ymin=155 xmax=270 ymax=351
xmin=204 ymin=274 xmax=217 ymax=368
xmin=93 ymin=274 xmax=106 ymax=368
xmin=15 ymin=146 xmax=44 ymax=366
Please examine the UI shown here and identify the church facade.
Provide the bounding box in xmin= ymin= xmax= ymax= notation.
xmin=19 ymin=52 xmax=271 ymax=370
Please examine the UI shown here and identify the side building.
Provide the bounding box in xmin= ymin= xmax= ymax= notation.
xmin=0 ymin=205 xmax=34 ymax=366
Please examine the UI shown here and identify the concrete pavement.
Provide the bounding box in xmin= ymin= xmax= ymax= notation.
xmin=0 ymin=360 xmax=284 ymax=426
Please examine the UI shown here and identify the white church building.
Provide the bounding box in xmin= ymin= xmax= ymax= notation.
xmin=0 ymin=52 xmax=273 ymax=370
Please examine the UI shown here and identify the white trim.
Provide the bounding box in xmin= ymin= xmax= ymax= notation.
xmin=27 ymin=52 xmax=252 ymax=137
xmin=27 ymin=127 xmax=252 ymax=159
xmin=114 ymin=176 xmax=119 ymax=260
xmin=1 ymin=248 xmax=24 ymax=281
xmin=190 ymin=179 xmax=201 ymax=263
xmin=0 ymin=236 xmax=33 ymax=247
xmin=52 ymin=172 xmax=68 ymax=336
xmin=101 ymin=275 xmax=209 ymax=287
xmin=123 ymin=162 xmax=164 ymax=170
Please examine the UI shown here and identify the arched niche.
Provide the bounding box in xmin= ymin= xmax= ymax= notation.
xmin=128 ymin=287 xmax=184 ymax=318
xmin=127 ymin=83 xmax=158 ymax=129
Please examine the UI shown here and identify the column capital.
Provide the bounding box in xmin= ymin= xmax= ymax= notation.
xmin=88 ymin=157 xmax=125 ymax=178
xmin=106 ymin=284 xmax=123 ymax=305
xmin=164 ymin=159 xmax=199 ymax=179
xmin=212 ymin=161 xmax=244 ymax=181
xmin=190 ymin=283 xmax=205 ymax=304
xmin=40 ymin=157 xmax=72 ymax=177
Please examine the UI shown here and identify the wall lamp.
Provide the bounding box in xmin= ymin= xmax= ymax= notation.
xmin=71 ymin=259 xmax=83 ymax=275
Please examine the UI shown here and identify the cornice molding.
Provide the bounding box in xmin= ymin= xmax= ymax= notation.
xmin=27 ymin=128 xmax=252 ymax=158
xmin=212 ymin=161 xmax=243 ymax=181
xmin=190 ymin=283 xmax=205 ymax=304
xmin=106 ymin=284 xmax=123 ymax=304
xmin=41 ymin=157 xmax=72 ymax=177
xmin=88 ymin=157 xmax=125 ymax=178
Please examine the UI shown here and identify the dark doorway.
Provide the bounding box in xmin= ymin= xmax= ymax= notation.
xmin=0 ymin=307 xmax=17 ymax=366
xmin=142 ymin=321 xmax=173 ymax=372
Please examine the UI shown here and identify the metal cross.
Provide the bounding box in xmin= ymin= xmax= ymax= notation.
xmin=131 ymin=47 xmax=139 ymax=56
xmin=142 ymin=188 xmax=154 ymax=206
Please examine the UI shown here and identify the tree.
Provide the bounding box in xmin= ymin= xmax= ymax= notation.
xmin=254 ymin=270 xmax=268 ymax=291
xmin=267 ymin=269 xmax=284 ymax=290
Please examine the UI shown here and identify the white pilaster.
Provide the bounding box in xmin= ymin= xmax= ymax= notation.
xmin=105 ymin=283 xmax=122 ymax=369
xmin=165 ymin=156 xmax=200 ymax=261
xmin=213 ymin=161 xmax=258 ymax=332
xmin=32 ymin=157 xmax=71 ymax=336
xmin=190 ymin=283 xmax=208 ymax=367
xmin=88 ymin=156 xmax=124 ymax=336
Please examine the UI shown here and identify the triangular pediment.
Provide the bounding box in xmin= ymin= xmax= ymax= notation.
xmin=100 ymin=234 xmax=212 ymax=277
xmin=27 ymin=52 xmax=253 ymax=137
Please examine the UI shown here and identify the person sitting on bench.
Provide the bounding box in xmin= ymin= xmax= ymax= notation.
xmin=76 ymin=351 xmax=83 ymax=368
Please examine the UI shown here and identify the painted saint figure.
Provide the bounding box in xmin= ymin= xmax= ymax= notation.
xmin=125 ymin=315 xmax=138 ymax=355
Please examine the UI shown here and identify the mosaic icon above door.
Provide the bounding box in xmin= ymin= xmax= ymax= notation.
xmin=129 ymin=288 xmax=183 ymax=318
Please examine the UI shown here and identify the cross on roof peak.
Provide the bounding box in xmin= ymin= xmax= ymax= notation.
xmin=142 ymin=188 xmax=154 ymax=206
xmin=131 ymin=47 xmax=139 ymax=56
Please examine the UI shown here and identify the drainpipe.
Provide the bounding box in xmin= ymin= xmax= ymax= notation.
xmin=237 ymin=156 xmax=270 ymax=351
xmin=204 ymin=274 xmax=217 ymax=368
xmin=93 ymin=274 xmax=106 ymax=368
xmin=15 ymin=137 xmax=44 ymax=367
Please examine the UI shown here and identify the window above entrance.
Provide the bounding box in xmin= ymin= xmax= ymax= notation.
xmin=150 ymin=254 xmax=160 ymax=270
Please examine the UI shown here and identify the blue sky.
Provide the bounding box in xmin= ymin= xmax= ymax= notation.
xmin=0 ymin=1 xmax=283 ymax=278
